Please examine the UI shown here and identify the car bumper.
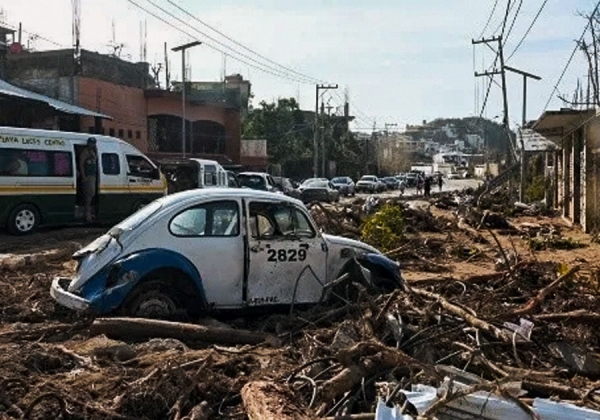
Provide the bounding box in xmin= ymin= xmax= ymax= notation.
xmin=50 ymin=277 xmax=91 ymax=311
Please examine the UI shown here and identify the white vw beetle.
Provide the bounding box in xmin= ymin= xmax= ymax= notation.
xmin=51 ymin=189 xmax=401 ymax=318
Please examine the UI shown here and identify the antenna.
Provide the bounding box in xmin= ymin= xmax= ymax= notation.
xmin=72 ymin=0 xmax=81 ymax=74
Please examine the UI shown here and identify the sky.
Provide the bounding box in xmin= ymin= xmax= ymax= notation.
xmin=1 ymin=0 xmax=598 ymax=132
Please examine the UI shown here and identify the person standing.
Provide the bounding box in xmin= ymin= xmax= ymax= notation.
xmin=437 ymin=174 xmax=444 ymax=192
xmin=424 ymin=176 xmax=432 ymax=198
xmin=79 ymin=138 xmax=98 ymax=223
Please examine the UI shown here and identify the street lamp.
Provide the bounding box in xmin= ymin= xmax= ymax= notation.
xmin=172 ymin=41 xmax=202 ymax=158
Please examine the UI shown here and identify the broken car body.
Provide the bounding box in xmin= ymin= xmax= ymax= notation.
xmin=50 ymin=189 xmax=401 ymax=317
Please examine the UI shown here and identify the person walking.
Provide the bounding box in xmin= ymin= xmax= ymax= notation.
xmin=437 ymin=174 xmax=444 ymax=192
xmin=416 ymin=176 xmax=423 ymax=196
xmin=424 ymin=176 xmax=432 ymax=198
xmin=79 ymin=138 xmax=98 ymax=223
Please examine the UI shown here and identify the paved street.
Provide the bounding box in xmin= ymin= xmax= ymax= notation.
xmin=343 ymin=178 xmax=482 ymax=201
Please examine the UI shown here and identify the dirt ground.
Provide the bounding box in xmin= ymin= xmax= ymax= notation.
xmin=0 ymin=196 xmax=599 ymax=419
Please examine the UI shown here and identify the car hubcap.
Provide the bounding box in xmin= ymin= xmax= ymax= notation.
xmin=135 ymin=297 xmax=175 ymax=318
xmin=15 ymin=209 xmax=35 ymax=232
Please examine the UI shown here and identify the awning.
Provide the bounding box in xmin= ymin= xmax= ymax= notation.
xmin=0 ymin=78 xmax=111 ymax=119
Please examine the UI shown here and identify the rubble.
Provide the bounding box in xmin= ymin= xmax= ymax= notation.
xmin=0 ymin=199 xmax=599 ymax=419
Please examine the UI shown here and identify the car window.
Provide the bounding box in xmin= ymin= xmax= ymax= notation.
xmin=239 ymin=175 xmax=267 ymax=190
xmin=127 ymin=155 xmax=158 ymax=179
xmin=170 ymin=201 xmax=239 ymax=237
xmin=249 ymin=202 xmax=315 ymax=239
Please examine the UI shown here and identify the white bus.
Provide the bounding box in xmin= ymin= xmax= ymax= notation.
xmin=0 ymin=126 xmax=167 ymax=235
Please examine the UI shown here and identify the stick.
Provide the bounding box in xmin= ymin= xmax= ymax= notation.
xmin=504 ymin=266 xmax=580 ymax=318
xmin=90 ymin=318 xmax=271 ymax=346
xmin=488 ymin=229 xmax=513 ymax=277
xmin=533 ymin=309 xmax=600 ymax=323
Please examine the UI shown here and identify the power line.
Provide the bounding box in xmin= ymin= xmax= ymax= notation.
xmin=504 ymin=0 xmax=523 ymax=42
xmin=543 ymin=0 xmax=600 ymax=111
xmin=127 ymin=0 xmax=315 ymax=84
xmin=501 ymin=0 xmax=513 ymax=38
xmin=507 ymin=0 xmax=549 ymax=61
xmin=165 ymin=0 xmax=321 ymax=84
xmin=0 ymin=20 xmax=66 ymax=47
xmin=479 ymin=0 xmax=500 ymax=38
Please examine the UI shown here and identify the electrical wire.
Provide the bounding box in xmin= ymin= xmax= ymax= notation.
xmin=501 ymin=0 xmax=513 ymax=38
xmin=0 ymin=20 xmax=66 ymax=48
xmin=504 ymin=0 xmax=523 ymax=43
xmin=543 ymin=0 xmax=600 ymax=111
xmin=141 ymin=0 xmax=316 ymax=83
xmin=507 ymin=0 xmax=549 ymax=61
xmin=479 ymin=0 xmax=500 ymax=38
xmin=164 ymin=0 xmax=321 ymax=84
xmin=127 ymin=0 xmax=315 ymax=84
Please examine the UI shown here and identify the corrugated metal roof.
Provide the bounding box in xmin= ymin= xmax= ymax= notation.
xmin=0 ymin=79 xmax=111 ymax=119
xmin=518 ymin=128 xmax=557 ymax=152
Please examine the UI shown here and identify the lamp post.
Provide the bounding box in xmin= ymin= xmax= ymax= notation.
xmin=172 ymin=41 xmax=202 ymax=157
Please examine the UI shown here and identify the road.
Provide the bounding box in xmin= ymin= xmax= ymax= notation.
xmin=344 ymin=178 xmax=482 ymax=201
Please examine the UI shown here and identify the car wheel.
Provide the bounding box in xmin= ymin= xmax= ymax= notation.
xmin=7 ymin=204 xmax=40 ymax=235
xmin=123 ymin=281 xmax=179 ymax=319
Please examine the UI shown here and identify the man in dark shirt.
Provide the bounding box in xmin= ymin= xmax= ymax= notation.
xmin=79 ymin=138 xmax=98 ymax=222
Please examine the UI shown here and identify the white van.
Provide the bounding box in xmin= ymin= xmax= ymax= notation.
xmin=0 ymin=126 xmax=167 ymax=235
xmin=159 ymin=158 xmax=230 ymax=194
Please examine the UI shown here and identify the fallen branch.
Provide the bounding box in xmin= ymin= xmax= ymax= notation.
xmin=503 ymin=266 xmax=580 ymax=318
xmin=533 ymin=309 xmax=600 ymax=323
xmin=90 ymin=318 xmax=272 ymax=346
xmin=406 ymin=285 xmax=512 ymax=342
xmin=522 ymin=379 xmax=585 ymax=400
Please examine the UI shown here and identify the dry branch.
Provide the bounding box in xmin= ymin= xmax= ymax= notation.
xmin=90 ymin=318 xmax=271 ymax=346
xmin=242 ymin=381 xmax=312 ymax=420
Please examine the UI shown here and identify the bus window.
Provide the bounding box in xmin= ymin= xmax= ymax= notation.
xmin=102 ymin=153 xmax=121 ymax=175
xmin=0 ymin=148 xmax=72 ymax=177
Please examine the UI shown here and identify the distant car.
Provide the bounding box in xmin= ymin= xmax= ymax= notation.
xmin=298 ymin=178 xmax=328 ymax=193
xmin=273 ymin=176 xmax=301 ymax=199
xmin=447 ymin=172 xmax=461 ymax=180
xmin=238 ymin=172 xmax=280 ymax=193
xmin=382 ymin=177 xmax=399 ymax=190
xmin=50 ymin=189 xmax=401 ymax=318
xmin=330 ymin=176 xmax=355 ymax=196
xmin=404 ymin=173 xmax=418 ymax=187
xmin=356 ymin=175 xmax=381 ymax=193
xmin=301 ymin=180 xmax=340 ymax=203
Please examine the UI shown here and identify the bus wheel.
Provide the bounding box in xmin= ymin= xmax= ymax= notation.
xmin=8 ymin=204 xmax=40 ymax=235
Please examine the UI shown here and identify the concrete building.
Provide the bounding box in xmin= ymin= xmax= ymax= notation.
xmin=532 ymin=109 xmax=600 ymax=232
xmin=6 ymin=48 xmax=248 ymax=165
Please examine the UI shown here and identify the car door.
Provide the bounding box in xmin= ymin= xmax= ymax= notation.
xmin=245 ymin=199 xmax=328 ymax=306
xmin=167 ymin=199 xmax=244 ymax=308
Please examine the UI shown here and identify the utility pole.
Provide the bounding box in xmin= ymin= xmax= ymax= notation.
xmin=313 ymin=84 xmax=338 ymax=177
xmin=505 ymin=65 xmax=541 ymax=201
xmin=382 ymin=123 xmax=397 ymax=175
xmin=172 ymin=41 xmax=201 ymax=158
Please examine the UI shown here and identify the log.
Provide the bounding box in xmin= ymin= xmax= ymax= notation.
xmin=241 ymin=381 xmax=312 ymax=420
xmin=406 ymin=285 xmax=513 ymax=342
xmin=90 ymin=318 xmax=270 ymax=346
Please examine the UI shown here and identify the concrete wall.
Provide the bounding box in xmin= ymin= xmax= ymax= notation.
xmin=241 ymin=139 xmax=267 ymax=157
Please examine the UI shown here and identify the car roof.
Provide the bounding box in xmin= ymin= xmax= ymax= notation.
xmin=156 ymin=188 xmax=303 ymax=207
xmin=239 ymin=172 xmax=269 ymax=176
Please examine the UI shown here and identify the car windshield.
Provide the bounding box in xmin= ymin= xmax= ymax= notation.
xmin=301 ymin=178 xmax=322 ymax=186
xmin=331 ymin=177 xmax=347 ymax=184
xmin=360 ymin=176 xmax=376 ymax=181
xmin=239 ymin=175 xmax=267 ymax=190
xmin=114 ymin=199 xmax=163 ymax=232
xmin=306 ymin=181 xmax=328 ymax=188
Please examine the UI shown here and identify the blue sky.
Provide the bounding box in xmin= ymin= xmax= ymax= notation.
xmin=1 ymin=0 xmax=598 ymax=131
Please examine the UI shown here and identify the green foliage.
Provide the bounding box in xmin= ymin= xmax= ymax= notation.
xmin=525 ymin=175 xmax=546 ymax=202
xmin=361 ymin=204 xmax=405 ymax=252
xmin=529 ymin=235 xmax=586 ymax=251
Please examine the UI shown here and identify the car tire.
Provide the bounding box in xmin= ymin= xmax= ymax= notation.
xmin=7 ymin=204 xmax=40 ymax=236
xmin=122 ymin=281 xmax=180 ymax=319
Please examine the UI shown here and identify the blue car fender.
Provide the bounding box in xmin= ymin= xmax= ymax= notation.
xmin=359 ymin=253 xmax=403 ymax=285
xmin=93 ymin=248 xmax=208 ymax=313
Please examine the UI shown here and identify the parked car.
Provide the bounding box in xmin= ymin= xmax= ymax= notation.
xmin=298 ymin=178 xmax=327 ymax=191
xmin=330 ymin=176 xmax=355 ymax=196
xmin=50 ymin=189 xmax=401 ymax=318
xmin=273 ymin=176 xmax=301 ymax=199
xmin=404 ymin=173 xmax=418 ymax=187
xmin=447 ymin=172 xmax=461 ymax=180
xmin=301 ymin=180 xmax=340 ymax=203
xmin=382 ymin=177 xmax=399 ymax=190
xmin=238 ymin=172 xmax=280 ymax=193
xmin=226 ymin=171 xmax=240 ymax=188
xmin=356 ymin=175 xmax=383 ymax=193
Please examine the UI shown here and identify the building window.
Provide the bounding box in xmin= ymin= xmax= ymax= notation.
xmin=101 ymin=153 xmax=120 ymax=175
xmin=88 ymin=127 xmax=95 ymax=134
xmin=128 ymin=130 xmax=133 ymax=139
xmin=118 ymin=129 xmax=124 ymax=138
xmin=136 ymin=130 xmax=141 ymax=139
xmin=109 ymin=128 xmax=115 ymax=136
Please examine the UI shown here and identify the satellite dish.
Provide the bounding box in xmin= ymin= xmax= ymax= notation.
xmin=9 ymin=42 xmax=23 ymax=54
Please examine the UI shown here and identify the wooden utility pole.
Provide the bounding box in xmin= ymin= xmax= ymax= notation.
xmin=313 ymin=84 xmax=338 ymax=177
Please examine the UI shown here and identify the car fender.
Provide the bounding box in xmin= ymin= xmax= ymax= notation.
xmin=84 ymin=248 xmax=208 ymax=313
